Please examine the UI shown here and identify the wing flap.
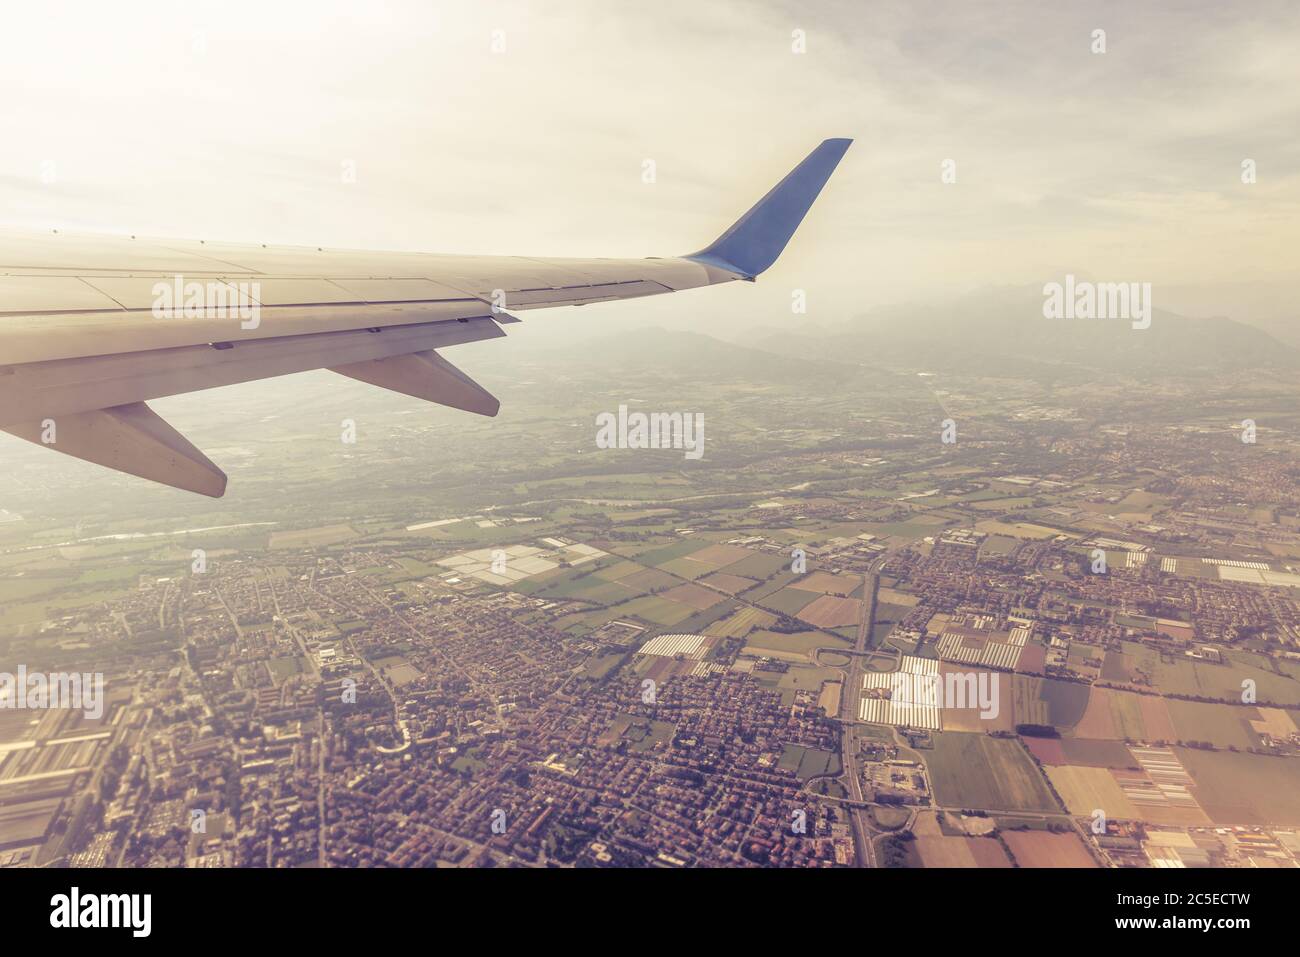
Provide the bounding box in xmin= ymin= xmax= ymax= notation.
xmin=330 ymin=350 xmax=499 ymax=416
xmin=1 ymin=402 xmax=227 ymax=497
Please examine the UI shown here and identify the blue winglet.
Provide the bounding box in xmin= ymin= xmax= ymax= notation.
xmin=684 ymin=138 xmax=852 ymax=279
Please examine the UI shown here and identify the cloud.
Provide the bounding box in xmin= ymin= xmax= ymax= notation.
xmin=0 ymin=0 xmax=1295 ymax=334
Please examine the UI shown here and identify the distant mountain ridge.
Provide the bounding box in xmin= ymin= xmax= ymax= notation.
xmin=752 ymin=285 xmax=1300 ymax=378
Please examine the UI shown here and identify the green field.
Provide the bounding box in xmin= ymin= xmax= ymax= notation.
xmin=744 ymin=630 xmax=848 ymax=658
xmin=927 ymin=732 xmax=1060 ymax=813
xmin=1166 ymin=699 xmax=1260 ymax=750
xmin=758 ymin=586 xmax=817 ymax=616
xmin=604 ymin=595 xmax=695 ymax=627
xmin=266 ymin=656 xmax=310 ymax=681
xmin=778 ymin=744 xmax=842 ymax=780
xmin=1178 ymin=749 xmax=1300 ymax=825
xmin=581 ymin=652 xmax=627 ymax=680
xmin=626 ymin=540 xmax=706 ymax=566
xmin=705 ymin=606 xmax=776 ymax=638
xmin=1013 ymin=675 xmax=1090 ymax=730
xmin=1058 ymin=738 xmax=1137 ymax=769
xmin=624 ymin=718 xmax=676 ymax=753
xmin=718 ymin=553 xmax=789 ymax=579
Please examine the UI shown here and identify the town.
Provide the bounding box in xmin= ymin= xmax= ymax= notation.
xmin=4 ymin=364 xmax=1300 ymax=869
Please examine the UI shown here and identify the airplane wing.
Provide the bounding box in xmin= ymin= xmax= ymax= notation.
xmin=0 ymin=138 xmax=851 ymax=496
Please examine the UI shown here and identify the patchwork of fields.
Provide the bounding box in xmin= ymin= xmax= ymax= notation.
xmin=440 ymin=527 xmax=1300 ymax=841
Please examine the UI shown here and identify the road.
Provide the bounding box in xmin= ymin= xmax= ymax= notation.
xmin=317 ymin=709 xmax=329 ymax=867
xmin=838 ymin=561 xmax=883 ymax=868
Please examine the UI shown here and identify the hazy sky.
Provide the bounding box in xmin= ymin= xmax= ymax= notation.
xmin=1 ymin=0 xmax=1297 ymax=335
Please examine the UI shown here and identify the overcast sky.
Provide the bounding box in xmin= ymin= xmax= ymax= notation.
xmin=1 ymin=0 xmax=1297 ymax=335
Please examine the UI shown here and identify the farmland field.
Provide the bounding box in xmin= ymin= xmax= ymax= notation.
xmin=699 ymin=573 xmax=758 ymax=595
xmin=1074 ymin=688 xmax=1176 ymax=743
xmin=1012 ymin=675 xmax=1090 ymax=730
xmin=788 ymin=571 xmax=856 ymax=595
xmin=760 ymin=586 xmax=818 ymax=616
xmin=743 ymin=629 xmax=847 ymax=659
xmin=268 ymin=524 xmax=358 ymax=548
xmin=719 ymin=552 xmax=790 ymax=579
xmin=655 ymin=556 xmax=712 ymax=580
xmin=660 ymin=582 xmax=725 ymax=611
xmin=1060 ymin=738 xmax=1137 ymax=768
xmin=797 ymin=594 xmax=863 ymax=627
xmin=602 ymin=595 xmax=696 ymax=627
xmin=1046 ymin=765 xmax=1138 ymax=819
xmin=940 ymin=664 xmax=1015 ymax=733
xmin=927 ymin=732 xmax=1060 ymax=813
xmin=778 ymin=744 xmax=842 ymax=780
xmin=916 ymin=834 xmax=1012 ymax=868
xmin=1177 ymin=749 xmax=1300 ymax=825
xmin=1001 ymin=830 xmax=1097 ymax=867
xmin=1119 ymin=645 xmax=1300 ymax=706
xmin=1166 ymin=699 xmax=1260 ymax=750
xmin=706 ymin=606 xmax=776 ymax=638
xmin=685 ymin=543 xmax=755 ymax=567
xmin=592 ymin=559 xmax=645 ymax=581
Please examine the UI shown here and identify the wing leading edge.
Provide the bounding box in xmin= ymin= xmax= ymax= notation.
xmin=0 ymin=138 xmax=851 ymax=495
